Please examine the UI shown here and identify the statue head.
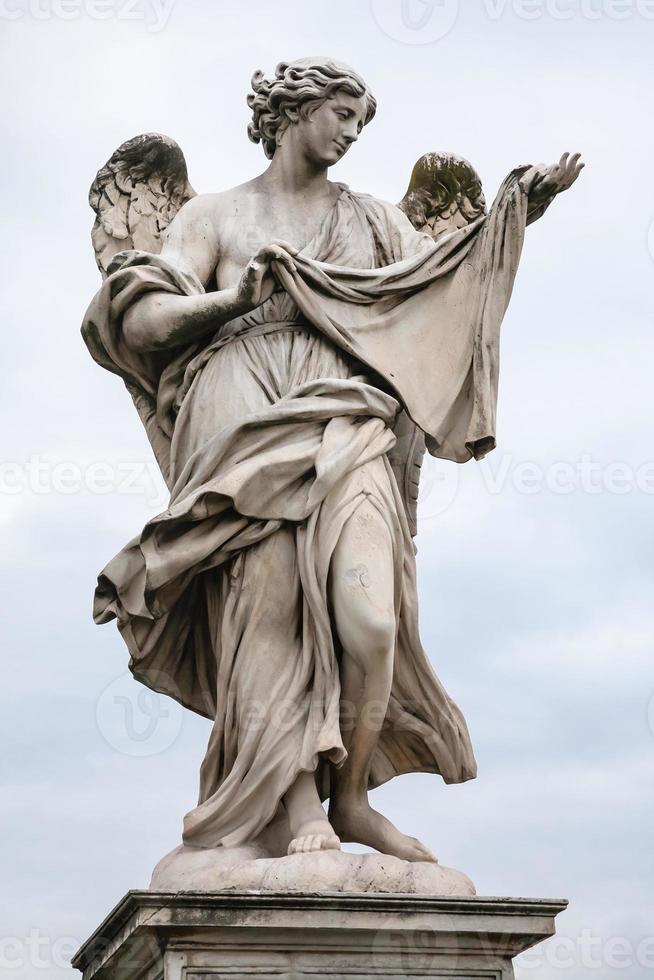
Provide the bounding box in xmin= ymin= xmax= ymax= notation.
xmin=399 ymin=152 xmax=487 ymax=240
xmin=247 ymin=57 xmax=377 ymax=166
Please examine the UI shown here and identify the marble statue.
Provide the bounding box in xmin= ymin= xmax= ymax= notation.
xmin=82 ymin=57 xmax=583 ymax=876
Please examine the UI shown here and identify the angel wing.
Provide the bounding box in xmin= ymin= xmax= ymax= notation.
xmin=398 ymin=151 xmax=486 ymax=241
xmin=89 ymin=132 xmax=196 ymax=278
xmin=87 ymin=133 xmax=197 ymax=483
xmin=390 ymin=152 xmax=487 ymax=536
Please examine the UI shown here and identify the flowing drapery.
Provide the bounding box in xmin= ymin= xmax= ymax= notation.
xmin=81 ymin=167 xmax=539 ymax=846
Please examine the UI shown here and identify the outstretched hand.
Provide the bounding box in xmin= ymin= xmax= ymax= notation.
xmin=536 ymin=152 xmax=585 ymax=198
xmin=236 ymin=240 xmax=298 ymax=311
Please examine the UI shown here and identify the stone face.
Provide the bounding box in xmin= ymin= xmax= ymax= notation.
xmin=149 ymin=844 xmax=476 ymax=896
xmin=72 ymin=891 xmax=568 ymax=980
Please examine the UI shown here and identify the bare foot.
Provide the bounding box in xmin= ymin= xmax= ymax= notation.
xmin=330 ymin=801 xmax=437 ymax=863
xmin=287 ymin=818 xmax=341 ymax=855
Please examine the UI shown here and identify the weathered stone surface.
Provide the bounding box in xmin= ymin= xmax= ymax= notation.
xmin=149 ymin=844 xmax=476 ymax=895
xmin=72 ymin=890 xmax=568 ymax=980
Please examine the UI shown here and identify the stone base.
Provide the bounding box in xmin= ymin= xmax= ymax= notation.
xmin=72 ymin=890 xmax=567 ymax=979
xmin=150 ymin=844 xmax=476 ymax=896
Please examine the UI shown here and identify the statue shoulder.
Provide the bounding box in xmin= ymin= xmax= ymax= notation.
xmin=348 ymin=190 xmax=433 ymax=262
xmin=349 ymin=190 xmax=408 ymax=225
xmin=171 ymin=189 xmax=232 ymax=233
xmin=161 ymin=181 xmax=262 ymax=283
xmin=172 ymin=180 xmax=260 ymax=237
xmin=164 ymin=185 xmax=249 ymax=253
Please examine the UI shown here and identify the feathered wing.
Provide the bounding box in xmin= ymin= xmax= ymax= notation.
xmin=87 ymin=134 xmax=197 ymax=483
xmin=392 ymin=152 xmax=487 ymax=536
xmin=397 ymin=151 xmax=486 ymax=240
xmin=89 ymin=132 xmax=196 ymax=278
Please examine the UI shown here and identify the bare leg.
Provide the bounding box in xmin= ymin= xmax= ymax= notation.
xmin=283 ymin=770 xmax=340 ymax=854
xmin=327 ymin=500 xmax=436 ymax=863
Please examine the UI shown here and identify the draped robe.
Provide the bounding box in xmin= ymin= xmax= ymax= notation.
xmin=81 ymin=166 xmax=540 ymax=849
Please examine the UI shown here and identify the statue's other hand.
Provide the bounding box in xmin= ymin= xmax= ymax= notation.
xmin=236 ymin=241 xmax=298 ymax=311
xmin=536 ymin=152 xmax=585 ymax=198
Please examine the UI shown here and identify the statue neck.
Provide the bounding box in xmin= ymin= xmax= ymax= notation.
xmin=262 ymin=141 xmax=329 ymax=197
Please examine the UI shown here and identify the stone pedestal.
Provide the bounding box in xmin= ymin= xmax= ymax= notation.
xmin=72 ymin=890 xmax=567 ymax=979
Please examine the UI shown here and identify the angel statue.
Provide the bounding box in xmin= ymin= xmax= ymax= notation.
xmin=82 ymin=57 xmax=583 ymax=872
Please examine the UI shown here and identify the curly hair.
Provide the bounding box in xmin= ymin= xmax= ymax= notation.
xmin=247 ymin=57 xmax=377 ymax=159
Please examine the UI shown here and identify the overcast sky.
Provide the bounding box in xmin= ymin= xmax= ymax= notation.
xmin=1 ymin=1 xmax=653 ymax=978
